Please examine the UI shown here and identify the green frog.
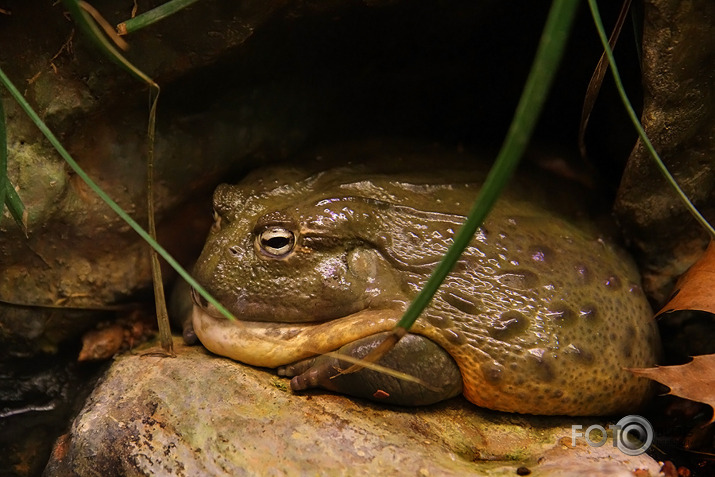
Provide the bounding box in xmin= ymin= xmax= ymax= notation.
xmin=190 ymin=144 xmax=660 ymax=415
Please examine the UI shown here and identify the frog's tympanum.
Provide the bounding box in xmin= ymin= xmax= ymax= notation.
xmin=191 ymin=146 xmax=660 ymax=416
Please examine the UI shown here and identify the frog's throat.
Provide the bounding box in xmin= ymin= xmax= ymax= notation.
xmin=192 ymin=305 xmax=400 ymax=368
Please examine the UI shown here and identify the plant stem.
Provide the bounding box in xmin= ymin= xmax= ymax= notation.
xmin=117 ymin=0 xmax=201 ymax=35
xmin=63 ymin=0 xmax=152 ymax=85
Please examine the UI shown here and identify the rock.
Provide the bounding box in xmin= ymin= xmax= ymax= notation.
xmin=614 ymin=0 xmax=715 ymax=303
xmin=0 ymin=354 xmax=102 ymax=477
xmin=0 ymin=0 xmax=324 ymax=357
xmin=45 ymin=337 xmax=662 ymax=476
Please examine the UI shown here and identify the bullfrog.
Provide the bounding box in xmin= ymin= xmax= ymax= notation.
xmin=190 ymin=144 xmax=660 ymax=416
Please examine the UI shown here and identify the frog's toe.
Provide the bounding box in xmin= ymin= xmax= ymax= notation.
xmin=286 ymin=332 xmax=463 ymax=406
xmin=276 ymin=357 xmax=335 ymax=391
xmin=289 ymin=361 xmax=342 ymax=391
xmin=277 ymin=357 xmax=317 ymax=378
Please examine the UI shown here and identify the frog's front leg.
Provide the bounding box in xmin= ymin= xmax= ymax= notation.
xmin=278 ymin=332 xmax=463 ymax=406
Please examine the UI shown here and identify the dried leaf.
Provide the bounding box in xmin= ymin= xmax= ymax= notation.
xmin=78 ymin=324 xmax=124 ymax=361
xmin=578 ymin=0 xmax=631 ymax=160
xmin=658 ymin=240 xmax=715 ymax=316
xmin=630 ymin=354 xmax=715 ymax=423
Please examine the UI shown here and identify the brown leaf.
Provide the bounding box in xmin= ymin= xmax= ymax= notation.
xmin=657 ymin=240 xmax=715 ymax=316
xmin=578 ymin=0 xmax=631 ymax=161
xmin=630 ymin=354 xmax=715 ymax=422
xmin=78 ymin=324 xmax=124 ymax=361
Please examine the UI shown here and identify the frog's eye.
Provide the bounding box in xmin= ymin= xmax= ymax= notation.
xmin=257 ymin=227 xmax=296 ymax=257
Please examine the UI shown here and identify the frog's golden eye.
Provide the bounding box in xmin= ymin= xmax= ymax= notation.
xmin=257 ymin=227 xmax=295 ymax=257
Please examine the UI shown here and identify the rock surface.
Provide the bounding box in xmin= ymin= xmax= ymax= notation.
xmin=0 ymin=0 xmax=321 ymax=358
xmin=615 ymin=0 xmax=715 ymax=303
xmin=45 ymin=337 xmax=662 ymax=476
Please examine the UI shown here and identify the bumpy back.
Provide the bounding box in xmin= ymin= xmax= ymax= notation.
xmin=406 ymin=199 xmax=660 ymax=415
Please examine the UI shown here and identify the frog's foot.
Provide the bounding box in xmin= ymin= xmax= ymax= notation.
xmin=277 ymin=332 xmax=463 ymax=406
xmin=278 ymin=357 xmax=317 ymax=378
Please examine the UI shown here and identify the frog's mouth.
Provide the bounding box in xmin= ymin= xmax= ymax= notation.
xmin=191 ymin=288 xmax=400 ymax=368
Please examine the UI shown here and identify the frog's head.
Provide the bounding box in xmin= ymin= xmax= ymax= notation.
xmin=193 ymin=171 xmax=407 ymax=324
xmin=192 ymin=166 xmax=467 ymax=324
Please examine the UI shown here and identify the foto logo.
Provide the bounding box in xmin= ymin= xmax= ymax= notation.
xmin=571 ymin=415 xmax=654 ymax=456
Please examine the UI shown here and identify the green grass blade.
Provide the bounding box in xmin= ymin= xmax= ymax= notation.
xmin=62 ymin=0 xmax=154 ymax=86
xmin=587 ymin=0 xmax=715 ymax=239
xmin=0 ymin=66 xmax=235 ymax=322
xmin=4 ymin=184 xmax=27 ymax=233
xmin=0 ymin=96 xmax=27 ymax=234
xmin=395 ymin=0 xmax=580 ymax=331
xmin=117 ymin=0 xmax=201 ymax=35
xmin=0 ymin=98 xmax=7 ymax=216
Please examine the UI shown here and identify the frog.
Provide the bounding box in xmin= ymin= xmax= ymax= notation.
xmin=190 ymin=143 xmax=660 ymax=416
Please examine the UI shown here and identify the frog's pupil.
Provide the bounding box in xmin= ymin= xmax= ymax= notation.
xmin=265 ymin=236 xmax=289 ymax=249
xmin=259 ymin=227 xmax=295 ymax=256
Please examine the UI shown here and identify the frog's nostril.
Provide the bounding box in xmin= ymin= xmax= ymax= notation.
xmin=228 ymin=246 xmax=240 ymax=257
